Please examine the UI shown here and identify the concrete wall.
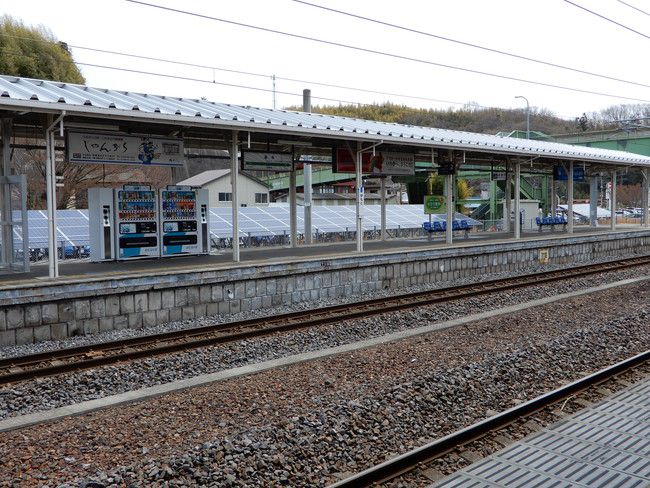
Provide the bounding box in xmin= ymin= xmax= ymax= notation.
xmin=1 ymin=230 xmax=649 ymax=346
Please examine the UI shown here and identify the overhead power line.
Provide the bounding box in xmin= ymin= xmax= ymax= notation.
xmin=564 ymin=0 xmax=650 ymax=40
xmin=123 ymin=0 xmax=650 ymax=104
xmin=0 ymin=32 xmax=490 ymax=109
xmin=616 ymin=0 xmax=650 ymax=17
xmin=292 ymin=0 xmax=650 ymax=90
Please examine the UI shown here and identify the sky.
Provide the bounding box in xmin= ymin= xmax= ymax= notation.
xmin=1 ymin=0 xmax=649 ymax=121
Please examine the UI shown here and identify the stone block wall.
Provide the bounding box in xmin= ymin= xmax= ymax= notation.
xmin=0 ymin=230 xmax=648 ymax=346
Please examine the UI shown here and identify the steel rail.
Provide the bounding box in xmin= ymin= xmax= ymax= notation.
xmin=0 ymin=255 xmax=649 ymax=385
xmin=328 ymin=349 xmax=650 ymax=488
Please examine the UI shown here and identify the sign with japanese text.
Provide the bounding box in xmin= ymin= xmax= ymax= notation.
xmin=66 ymin=131 xmax=184 ymax=166
xmin=241 ymin=150 xmax=293 ymax=171
xmin=333 ymin=148 xmax=414 ymax=175
xmin=553 ymin=165 xmax=585 ymax=181
xmin=491 ymin=170 xmax=507 ymax=181
xmin=424 ymin=195 xmax=446 ymax=214
xmin=380 ymin=152 xmax=415 ymax=175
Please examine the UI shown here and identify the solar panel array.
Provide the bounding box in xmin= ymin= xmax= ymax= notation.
xmin=17 ymin=205 xmax=481 ymax=248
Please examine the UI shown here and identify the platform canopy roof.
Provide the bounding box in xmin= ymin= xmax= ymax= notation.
xmin=1 ymin=75 xmax=650 ymax=167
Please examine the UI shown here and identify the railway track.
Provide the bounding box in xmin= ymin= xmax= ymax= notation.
xmin=0 ymin=255 xmax=649 ymax=385
xmin=328 ymin=349 xmax=650 ymax=488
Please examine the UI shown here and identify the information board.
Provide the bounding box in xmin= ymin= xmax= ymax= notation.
xmin=424 ymin=195 xmax=446 ymax=214
xmin=67 ymin=131 xmax=184 ymax=166
xmin=241 ymin=151 xmax=293 ymax=171
xmin=333 ymin=148 xmax=414 ymax=175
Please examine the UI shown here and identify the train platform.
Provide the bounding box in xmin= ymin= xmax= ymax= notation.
xmin=1 ymin=225 xmax=646 ymax=287
xmin=432 ymin=374 xmax=650 ymax=488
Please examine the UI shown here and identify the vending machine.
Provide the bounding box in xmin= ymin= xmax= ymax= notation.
xmin=114 ymin=184 xmax=160 ymax=260
xmin=159 ymin=186 xmax=210 ymax=256
xmin=88 ymin=188 xmax=115 ymax=262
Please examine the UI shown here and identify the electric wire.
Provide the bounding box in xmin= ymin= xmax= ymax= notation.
xmin=292 ymin=0 xmax=650 ymax=90
xmin=564 ymin=0 xmax=650 ymax=40
xmin=617 ymin=0 xmax=650 ymax=17
xmin=122 ymin=0 xmax=650 ymax=104
xmin=0 ymin=32 xmax=492 ymax=109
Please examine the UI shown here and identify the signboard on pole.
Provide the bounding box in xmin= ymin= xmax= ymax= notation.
xmin=333 ymin=148 xmax=415 ymax=175
xmin=241 ymin=150 xmax=293 ymax=171
xmin=67 ymin=131 xmax=184 ymax=166
xmin=491 ymin=170 xmax=507 ymax=181
xmin=436 ymin=162 xmax=456 ymax=176
xmin=553 ymin=165 xmax=585 ymax=181
xmin=424 ymin=195 xmax=446 ymax=214
xmin=381 ymin=152 xmax=415 ymax=175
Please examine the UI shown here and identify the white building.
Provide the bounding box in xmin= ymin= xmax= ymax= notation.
xmin=177 ymin=170 xmax=270 ymax=207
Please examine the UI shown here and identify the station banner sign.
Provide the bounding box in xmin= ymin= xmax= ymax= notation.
xmin=333 ymin=148 xmax=414 ymax=175
xmin=424 ymin=194 xmax=446 ymax=214
xmin=241 ymin=150 xmax=293 ymax=172
xmin=66 ymin=131 xmax=184 ymax=166
xmin=553 ymin=165 xmax=585 ymax=181
xmin=381 ymin=152 xmax=415 ymax=175
xmin=491 ymin=170 xmax=507 ymax=181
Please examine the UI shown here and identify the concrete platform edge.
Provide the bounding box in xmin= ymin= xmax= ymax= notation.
xmin=1 ymin=275 xmax=648 ymax=433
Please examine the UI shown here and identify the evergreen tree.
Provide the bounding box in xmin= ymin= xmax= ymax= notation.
xmin=0 ymin=15 xmax=84 ymax=83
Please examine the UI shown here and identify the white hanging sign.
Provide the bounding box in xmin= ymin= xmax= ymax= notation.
xmin=66 ymin=131 xmax=184 ymax=166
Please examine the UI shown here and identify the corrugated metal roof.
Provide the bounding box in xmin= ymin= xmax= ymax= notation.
xmin=2 ymin=75 xmax=650 ymax=166
xmin=177 ymin=169 xmax=230 ymax=186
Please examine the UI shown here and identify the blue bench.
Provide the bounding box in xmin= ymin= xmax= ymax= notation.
xmin=535 ymin=216 xmax=567 ymax=231
xmin=423 ymin=219 xmax=470 ymax=238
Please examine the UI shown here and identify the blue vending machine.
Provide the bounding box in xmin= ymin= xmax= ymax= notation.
xmin=114 ymin=184 xmax=160 ymax=260
xmin=159 ymin=185 xmax=210 ymax=256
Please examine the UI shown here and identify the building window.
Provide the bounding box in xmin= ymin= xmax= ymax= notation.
xmin=218 ymin=192 xmax=232 ymax=202
xmin=255 ymin=193 xmax=268 ymax=203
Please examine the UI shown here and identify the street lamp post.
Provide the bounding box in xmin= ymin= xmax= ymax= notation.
xmin=515 ymin=95 xmax=530 ymax=139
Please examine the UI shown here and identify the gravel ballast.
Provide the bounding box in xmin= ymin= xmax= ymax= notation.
xmin=0 ymin=263 xmax=649 ymax=422
xmin=0 ymin=279 xmax=647 ymax=487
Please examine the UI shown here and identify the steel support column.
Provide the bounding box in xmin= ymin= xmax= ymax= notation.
xmin=514 ymin=160 xmax=521 ymax=239
xmin=356 ymin=141 xmax=363 ymax=252
xmin=289 ymin=155 xmax=297 ymax=248
xmin=230 ymin=131 xmax=240 ymax=262
xmin=550 ymin=175 xmax=556 ymax=217
xmin=445 ymin=172 xmax=453 ymax=245
xmin=380 ymin=176 xmax=386 ymax=241
xmin=589 ymin=175 xmax=598 ymax=227
xmin=642 ymin=168 xmax=649 ymax=228
xmin=567 ymin=161 xmax=574 ymax=234
xmin=302 ymin=89 xmax=312 ymax=244
xmin=610 ymin=170 xmax=617 ymax=231
xmin=504 ymin=163 xmax=511 ymax=233
xmin=0 ymin=119 xmax=12 ymax=268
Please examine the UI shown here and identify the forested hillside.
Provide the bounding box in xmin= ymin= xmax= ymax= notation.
xmin=287 ymin=102 xmax=650 ymax=136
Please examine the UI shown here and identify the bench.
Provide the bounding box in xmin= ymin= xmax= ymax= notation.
xmin=423 ymin=219 xmax=470 ymax=238
xmin=535 ymin=216 xmax=567 ymax=231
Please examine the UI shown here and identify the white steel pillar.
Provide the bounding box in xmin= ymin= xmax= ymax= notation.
xmin=230 ymin=131 xmax=240 ymax=262
xmin=610 ymin=170 xmax=617 ymax=230
xmin=356 ymin=141 xmax=363 ymax=252
xmin=380 ymin=176 xmax=386 ymax=241
xmin=445 ymin=172 xmax=453 ymax=245
xmin=567 ymin=161 xmax=574 ymax=234
xmin=514 ymin=160 xmax=521 ymax=239
xmin=0 ymin=119 xmax=12 ymax=268
xmin=550 ymin=174 xmax=556 ymax=217
xmin=589 ymin=175 xmax=598 ymax=227
xmin=302 ymin=89 xmax=312 ymax=244
xmin=642 ymin=168 xmax=649 ymax=227
xmin=504 ymin=163 xmax=511 ymax=233
xmin=45 ymin=124 xmax=58 ymax=277
xmin=289 ymin=151 xmax=297 ymax=248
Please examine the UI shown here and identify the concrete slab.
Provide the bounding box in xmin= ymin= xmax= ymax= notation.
xmin=0 ymin=275 xmax=647 ymax=433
